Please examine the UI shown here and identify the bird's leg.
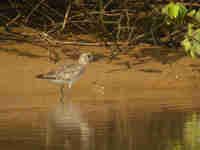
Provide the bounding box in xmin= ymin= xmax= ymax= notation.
xmin=60 ymin=85 xmax=65 ymax=104
xmin=68 ymin=81 xmax=72 ymax=88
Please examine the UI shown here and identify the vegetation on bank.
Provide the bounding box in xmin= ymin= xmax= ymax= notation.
xmin=1 ymin=1 xmax=200 ymax=59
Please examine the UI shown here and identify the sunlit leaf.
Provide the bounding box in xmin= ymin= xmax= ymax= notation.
xmin=188 ymin=24 xmax=194 ymax=36
xmin=178 ymin=3 xmax=187 ymax=16
xmin=190 ymin=49 xmax=196 ymax=58
xmin=194 ymin=29 xmax=200 ymax=40
xmin=181 ymin=38 xmax=191 ymax=52
xmin=192 ymin=40 xmax=200 ymax=56
xmin=168 ymin=3 xmax=179 ymax=19
xmin=162 ymin=2 xmax=187 ymax=25
xmin=187 ymin=10 xmax=196 ymax=17
xmin=182 ymin=24 xmax=200 ymax=58
xmin=162 ymin=4 xmax=170 ymax=15
xmin=195 ymin=10 xmax=200 ymax=21
xmin=194 ymin=47 xmax=200 ymax=56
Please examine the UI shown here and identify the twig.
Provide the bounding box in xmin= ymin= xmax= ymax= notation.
xmin=116 ymin=13 xmax=123 ymax=41
xmin=43 ymin=3 xmax=64 ymax=18
xmin=151 ymin=28 xmax=157 ymax=45
xmin=104 ymin=0 xmax=113 ymax=10
xmin=25 ymin=0 xmax=46 ymax=24
xmin=61 ymin=0 xmax=72 ymax=31
xmin=24 ymin=1 xmax=56 ymax=25
xmin=6 ymin=13 xmax=21 ymax=27
xmin=36 ymin=32 xmax=146 ymax=46
xmin=8 ymin=0 xmax=16 ymax=9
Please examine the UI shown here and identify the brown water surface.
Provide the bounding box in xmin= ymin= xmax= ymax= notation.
xmin=0 ymin=99 xmax=200 ymax=150
xmin=1 ymin=27 xmax=200 ymax=150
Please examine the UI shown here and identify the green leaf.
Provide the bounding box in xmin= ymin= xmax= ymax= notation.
xmin=181 ymin=17 xmax=200 ymax=58
xmin=188 ymin=24 xmax=194 ymax=36
xmin=178 ymin=3 xmax=187 ymax=21
xmin=194 ymin=29 xmax=200 ymax=41
xmin=195 ymin=10 xmax=200 ymax=21
xmin=190 ymin=49 xmax=196 ymax=58
xmin=188 ymin=10 xmax=196 ymax=17
xmin=181 ymin=38 xmax=191 ymax=52
xmin=168 ymin=3 xmax=179 ymax=19
xmin=195 ymin=47 xmax=200 ymax=55
xmin=178 ymin=3 xmax=187 ymax=14
xmin=162 ymin=4 xmax=170 ymax=15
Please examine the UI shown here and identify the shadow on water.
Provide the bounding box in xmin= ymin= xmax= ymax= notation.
xmin=0 ymin=99 xmax=200 ymax=150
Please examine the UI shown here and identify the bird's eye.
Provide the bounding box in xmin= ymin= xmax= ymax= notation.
xmin=89 ymin=55 xmax=93 ymax=59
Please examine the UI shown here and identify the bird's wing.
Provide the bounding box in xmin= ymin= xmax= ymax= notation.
xmin=56 ymin=64 xmax=85 ymax=81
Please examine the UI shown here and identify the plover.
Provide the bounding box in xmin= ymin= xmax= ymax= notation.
xmin=36 ymin=52 xmax=93 ymax=104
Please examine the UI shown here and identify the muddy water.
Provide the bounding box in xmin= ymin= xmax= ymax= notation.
xmin=0 ymin=99 xmax=200 ymax=150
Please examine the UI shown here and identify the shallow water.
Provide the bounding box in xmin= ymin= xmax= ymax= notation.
xmin=0 ymin=100 xmax=200 ymax=150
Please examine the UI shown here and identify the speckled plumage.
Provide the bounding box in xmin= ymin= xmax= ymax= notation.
xmin=43 ymin=64 xmax=85 ymax=88
xmin=36 ymin=52 xmax=93 ymax=103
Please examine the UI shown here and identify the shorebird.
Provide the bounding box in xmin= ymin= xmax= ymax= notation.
xmin=36 ymin=52 xmax=93 ymax=104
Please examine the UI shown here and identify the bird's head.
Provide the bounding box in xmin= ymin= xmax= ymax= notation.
xmin=78 ymin=52 xmax=93 ymax=65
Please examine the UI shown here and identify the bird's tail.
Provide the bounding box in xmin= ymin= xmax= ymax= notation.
xmin=36 ymin=72 xmax=56 ymax=80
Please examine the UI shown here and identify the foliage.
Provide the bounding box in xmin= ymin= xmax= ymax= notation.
xmin=162 ymin=2 xmax=187 ymax=25
xmin=163 ymin=2 xmax=200 ymax=58
xmin=2 ymin=1 xmax=200 ymax=58
xmin=181 ymin=24 xmax=200 ymax=58
xmin=182 ymin=9 xmax=200 ymax=58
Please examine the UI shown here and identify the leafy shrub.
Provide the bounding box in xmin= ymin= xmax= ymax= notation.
xmin=163 ymin=2 xmax=200 ymax=58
